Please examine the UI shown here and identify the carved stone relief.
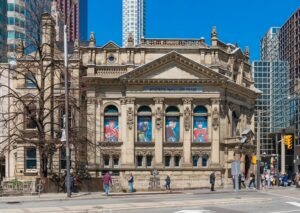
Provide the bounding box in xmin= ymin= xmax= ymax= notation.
xmin=155 ymin=107 xmax=163 ymax=129
xmin=153 ymin=97 xmax=164 ymax=104
xmin=182 ymin=98 xmax=192 ymax=105
xmin=127 ymin=107 xmax=134 ymax=130
xmin=212 ymin=107 xmax=219 ymax=130
xmin=184 ymin=107 xmax=191 ymax=131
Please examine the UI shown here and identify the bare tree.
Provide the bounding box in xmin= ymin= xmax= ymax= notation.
xmin=0 ymin=0 xmax=85 ymax=178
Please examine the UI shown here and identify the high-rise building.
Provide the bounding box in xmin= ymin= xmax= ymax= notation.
xmin=0 ymin=0 xmax=7 ymax=62
xmin=261 ymin=27 xmax=280 ymax=61
xmin=6 ymin=0 xmax=26 ymax=60
xmin=254 ymin=27 xmax=290 ymax=170
xmin=56 ymin=0 xmax=88 ymax=41
xmin=122 ymin=0 xmax=146 ymax=47
xmin=279 ymin=8 xmax=300 ymax=152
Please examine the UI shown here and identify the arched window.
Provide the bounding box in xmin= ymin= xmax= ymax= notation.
xmin=25 ymin=103 xmax=37 ymax=129
xmin=137 ymin=106 xmax=152 ymax=142
xmin=104 ymin=105 xmax=119 ymax=142
xmin=174 ymin=155 xmax=181 ymax=167
xmin=165 ymin=106 xmax=180 ymax=143
xmin=192 ymin=155 xmax=199 ymax=167
xmin=193 ymin=106 xmax=208 ymax=142
xmin=202 ymin=154 xmax=209 ymax=167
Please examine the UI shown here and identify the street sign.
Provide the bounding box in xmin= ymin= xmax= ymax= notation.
xmin=231 ymin=160 xmax=240 ymax=176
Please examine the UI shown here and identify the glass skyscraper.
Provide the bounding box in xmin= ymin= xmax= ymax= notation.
xmin=6 ymin=0 xmax=26 ymax=60
xmin=0 ymin=0 xmax=7 ymax=62
xmin=253 ymin=27 xmax=290 ymax=157
xmin=122 ymin=0 xmax=146 ymax=47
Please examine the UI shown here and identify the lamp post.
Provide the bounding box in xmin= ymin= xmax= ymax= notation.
xmin=256 ymin=110 xmax=261 ymax=190
xmin=7 ymin=59 xmax=16 ymax=179
xmin=64 ymin=0 xmax=78 ymax=198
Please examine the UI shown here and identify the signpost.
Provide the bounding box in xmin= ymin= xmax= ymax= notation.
xmin=231 ymin=160 xmax=240 ymax=192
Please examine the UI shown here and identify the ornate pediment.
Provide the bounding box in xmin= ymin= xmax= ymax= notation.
xmin=102 ymin=41 xmax=120 ymax=49
xmin=120 ymin=51 xmax=228 ymax=81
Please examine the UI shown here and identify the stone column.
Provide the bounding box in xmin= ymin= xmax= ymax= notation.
xmin=182 ymin=98 xmax=192 ymax=167
xmin=86 ymin=94 xmax=96 ymax=166
xmin=122 ymin=98 xmax=135 ymax=168
xmin=210 ymin=99 xmax=220 ymax=167
xmin=95 ymin=99 xmax=101 ymax=165
xmin=153 ymin=98 xmax=164 ymax=168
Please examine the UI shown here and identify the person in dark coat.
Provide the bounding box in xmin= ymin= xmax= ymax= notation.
xmin=210 ymin=172 xmax=216 ymax=191
xmin=165 ymin=175 xmax=171 ymax=192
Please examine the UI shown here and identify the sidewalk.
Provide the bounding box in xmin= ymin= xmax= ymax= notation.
xmin=0 ymin=188 xmax=260 ymax=204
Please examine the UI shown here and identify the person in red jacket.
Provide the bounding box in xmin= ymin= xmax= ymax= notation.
xmin=103 ymin=172 xmax=112 ymax=196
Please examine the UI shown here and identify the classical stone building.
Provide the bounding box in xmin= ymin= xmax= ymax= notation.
xmin=82 ymin=29 xmax=259 ymax=190
xmin=2 ymin=13 xmax=259 ymax=190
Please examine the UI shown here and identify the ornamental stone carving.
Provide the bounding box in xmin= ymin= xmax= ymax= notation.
xmin=120 ymin=98 xmax=126 ymax=105
xmin=127 ymin=107 xmax=134 ymax=130
xmin=155 ymin=107 xmax=163 ymax=129
xmin=153 ymin=97 xmax=164 ymax=104
xmin=182 ymin=98 xmax=192 ymax=105
xmin=126 ymin=98 xmax=135 ymax=104
xmin=184 ymin=107 xmax=191 ymax=131
xmin=212 ymin=107 xmax=219 ymax=130
xmin=210 ymin=98 xmax=220 ymax=105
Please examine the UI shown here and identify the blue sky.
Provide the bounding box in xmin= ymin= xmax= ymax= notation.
xmin=88 ymin=0 xmax=299 ymax=60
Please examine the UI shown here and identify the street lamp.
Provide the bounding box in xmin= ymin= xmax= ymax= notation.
xmin=7 ymin=59 xmax=16 ymax=179
xmin=64 ymin=0 xmax=79 ymax=198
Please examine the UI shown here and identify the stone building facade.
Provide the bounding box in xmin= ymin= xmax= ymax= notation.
xmin=82 ymin=29 xmax=259 ymax=190
xmin=3 ymin=13 xmax=259 ymax=190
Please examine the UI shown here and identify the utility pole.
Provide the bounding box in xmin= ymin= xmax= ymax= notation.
xmin=63 ymin=0 xmax=79 ymax=198
xmin=256 ymin=110 xmax=261 ymax=190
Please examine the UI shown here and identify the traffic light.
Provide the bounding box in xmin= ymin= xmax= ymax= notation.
xmin=284 ymin=134 xmax=293 ymax=150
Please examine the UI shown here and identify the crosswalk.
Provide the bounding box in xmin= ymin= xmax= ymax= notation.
xmin=174 ymin=211 xmax=213 ymax=213
xmin=286 ymin=202 xmax=300 ymax=208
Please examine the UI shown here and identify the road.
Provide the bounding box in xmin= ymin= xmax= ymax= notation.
xmin=1 ymin=188 xmax=300 ymax=213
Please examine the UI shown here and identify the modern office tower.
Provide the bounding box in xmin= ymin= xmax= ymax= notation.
xmin=261 ymin=27 xmax=280 ymax=61
xmin=0 ymin=0 xmax=7 ymax=62
xmin=253 ymin=62 xmax=273 ymax=155
xmin=56 ymin=0 xmax=88 ymax=41
xmin=279 ymin=8 xmax=300 ymax=150
xmin=6 ymin=0 xmax=26 ymax=60
xmin=122 ymin=0 xmax=146 ymax=47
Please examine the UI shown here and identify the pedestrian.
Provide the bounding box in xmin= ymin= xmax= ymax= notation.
xmin=248 ymin=171 xmax=256 ymax=189
xmin=295 ymin=172 xmax=300 ymax=188
xmin=165 ymin=175 xmax=171 ymax=192
xmin=73 ymin=174 xmax=79 ymax=193
xmin=261 ymin=172 xmax=266 ymax=190
xmin=103 ymin=172 xmax=112 ymax=196
xmin=241 ymin=173 xmax=246 ymax=188
xmin=128 ymin=173 xmax=134 ymax=193
xmin=210 ymin=172 xmax=216 ymax=191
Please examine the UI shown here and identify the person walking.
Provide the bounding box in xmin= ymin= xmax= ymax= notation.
xmin=128 ymin=173 xmax=134 ymax=193
xmin=103 ymin=172 xmax=112 ymax=196
xmin=210 ymin=172 xmax=216 ymax=191
xmin=248 ymin=171 xmax=256 ymax=189
xmin=165 ymin=175 xmax=171 ymax=192
xmin=240 ymin=173 xmax=246 ymax=188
